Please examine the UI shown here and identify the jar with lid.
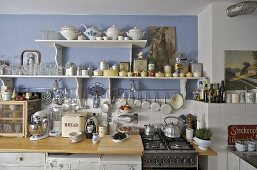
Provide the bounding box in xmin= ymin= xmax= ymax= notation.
xmin=65 ymin=63 xmax=76 ymax=76
xmin=99 ymin=60 xmax=109 ymax=71
xmin=77 ymin=66 xmax=82 ymax=76
xmin=87 ymin=65 xmax=93 ymax=77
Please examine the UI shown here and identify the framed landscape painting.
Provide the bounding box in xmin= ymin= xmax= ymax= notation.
xmin=147 ymin=26 xmax=176 ymax=72
xmin=225 ymin=50 xmax=257 ymax=90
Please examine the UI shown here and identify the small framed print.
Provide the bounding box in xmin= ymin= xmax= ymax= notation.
xmin=119 ymin=62 xmax=130 ymax=72
xmin=133 ymin=58 xmax=148 ymax=72
xmin=21 ymin=50 xmax=41 ymax=65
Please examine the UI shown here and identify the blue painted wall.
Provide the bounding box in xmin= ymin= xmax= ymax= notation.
xmin=0 ymin=15 xmax=198 ymax=99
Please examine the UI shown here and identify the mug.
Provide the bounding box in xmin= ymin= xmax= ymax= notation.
xmin=231 ymin=93 xmax=239 ymax=103
xmin=240 ymin=92 xmax=245 ymax=103
xmin=245 ymin=92 xmax=255 ymax=103
xmin=98 ymin=124 xmax=108 ymax=137
xmin=226 ymin=93 xmax=232 ymax=103
xmin=246 ymin=141 xmax=256 ymax=152
xmin=186 ymin=128 xmax=193 ymax=141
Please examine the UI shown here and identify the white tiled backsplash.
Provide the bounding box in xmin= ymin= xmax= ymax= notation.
xmin=189 ymin=100 xmax=257 ymax=170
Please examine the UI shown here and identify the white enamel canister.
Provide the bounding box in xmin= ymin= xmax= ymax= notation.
xmin=61 ymin=112 xmax=87 ymax=137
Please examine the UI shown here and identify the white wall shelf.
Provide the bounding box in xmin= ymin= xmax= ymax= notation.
xmin=35 ymin=40 xmax=147 ymax=48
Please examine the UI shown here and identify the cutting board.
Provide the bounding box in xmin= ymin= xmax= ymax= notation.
xmin=98 ymin=135 xmax=144 ymax=154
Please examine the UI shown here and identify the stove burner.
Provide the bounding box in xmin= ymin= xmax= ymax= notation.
xmin=143 ymin=141 xmax=167 ymax=150
xmin=174 ymin=144 xmax=182 ymax=149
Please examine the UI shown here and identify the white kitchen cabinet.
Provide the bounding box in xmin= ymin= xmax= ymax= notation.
xmin=240 ymin=159 xmax=257 ymax=170
xmin=228 ymin=151 xmax=240 ymax=170
xmin=0 ymin=152 xmax=45 ymax=170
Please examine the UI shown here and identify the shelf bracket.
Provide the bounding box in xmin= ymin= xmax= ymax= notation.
xmin=180 ymin=79 xmax=187 ymax=99
xmin=54 ymin=43 xmax=63 ymax=67
xmin=75 ymin=78 xmax=83 ymax=108
xmin=108 ymin=78 xmax=113 ymax=103
xmin=128 ymin=43 xmax=133 ymax=72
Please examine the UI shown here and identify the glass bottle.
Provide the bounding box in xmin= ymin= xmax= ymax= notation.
xmin=148 ymin=46 xmax=156 ymax=76
xmin=203 ymin=84 xmax=209 ymax=103
xmin=220 ymin=80 xmax=226 ymax=103
xmin=215 ymin=83 xmax=220 ymax=103
xmin=208 ymin=84 xmax=215 ymax=103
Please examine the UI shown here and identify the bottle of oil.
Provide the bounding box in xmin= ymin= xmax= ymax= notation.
xmin=208 ymin=84 xmax=215 ymax=103
xmin=203 ymin=83 xmax=209 ymax=102
xmin=220 ymin=80 xmax=226 ymax=103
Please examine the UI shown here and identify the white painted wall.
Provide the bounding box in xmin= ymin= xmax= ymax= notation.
xmin=198 ymin=2 xmax=257 ymax=170
xmin=199 ymin=2 xmax=257 ymax=83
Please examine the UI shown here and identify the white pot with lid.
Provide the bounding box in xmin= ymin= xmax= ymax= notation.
xmin=126 ymin=27 xmax=145 ymax=40
xmin=104 ymin=25 xmax=122 ymax=40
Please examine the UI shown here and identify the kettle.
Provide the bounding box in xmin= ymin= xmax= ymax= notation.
xmin=144 ymin=124 xmax=156 ymax=136
xmin=161 ymin=116 xmax=181 ymax=138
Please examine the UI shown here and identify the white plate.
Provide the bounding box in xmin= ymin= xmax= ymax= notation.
xmin=112 ymin=134 xmax=129 ymax=143
xmin=170 ymin=94 xmax=184 ymax=109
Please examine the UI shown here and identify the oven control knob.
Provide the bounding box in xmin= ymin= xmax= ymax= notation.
xmin=174 ymin=158 xmax=179 ymax=164
xmin=154 ymin=157 xmax=159 ymax=164
xmin=161 ymin=157 xmax=165 ymax=164
xmin=181 ymin=158 xmax=187 ymax=164
xmin=167 ymin=157 xmax=172 ymax=164
xmin=188 ymin=158 xmax=194 ymax=164
xmin=147 ymin=158 xmax=151 ymax=163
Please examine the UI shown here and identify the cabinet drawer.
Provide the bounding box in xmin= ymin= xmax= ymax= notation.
xmin=1 ymin=167 xmax=44 ymax=170
xmin=0 ymin=153 xmax=46 ymax=166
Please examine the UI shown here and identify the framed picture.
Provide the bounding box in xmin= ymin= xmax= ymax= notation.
xmin=147 ymin=26 xmax=176 ymax=72
xmin=119 ymin=62 xmax=130 ymax=72
xmin=133 ymin=58 xmax=148 ymax=72
xmin=21 ymin=50 xmax=41 ymax=65
xmin=225 ymin=50 xmax=257 ymax=90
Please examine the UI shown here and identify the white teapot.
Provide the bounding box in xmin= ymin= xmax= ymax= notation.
xmin=82 ymin=24 xmax=101 ymax=40
xmin=104 ymin=25 xmax=122 ymax=40
xmin=126 ymin=27 xmax=145 ymax=40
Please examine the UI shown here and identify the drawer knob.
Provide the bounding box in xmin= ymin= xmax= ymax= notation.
xmin=17 ymin=156 xmax=23 ymax=161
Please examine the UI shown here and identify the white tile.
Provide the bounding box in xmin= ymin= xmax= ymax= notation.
xmin=220 ymin=116 xmax=234 ymax=130
xmin=200 ymin=102 xmax=208 ymax=114
xmin=208 ymin=103 xmax=221 ymax=116
xmin=245 ymin=115 xmax=257 ymax=125
xmin=233 ymin=116 xmax=246 ymax=124
xmin=245 ymin=104 xmax=257 ymax=116
xmin=221 ymin=103 xmax=233 ymax=116
xmin=233 ymin=104 xmax=246 ymax=116
xmin=207 ymin=115 xmax=221 ymax=128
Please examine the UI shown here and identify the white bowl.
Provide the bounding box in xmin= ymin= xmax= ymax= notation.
xmin=69 ymin=131 xmax=82 ymax=143
xmin=235 ymin=141 xmax=247 ymax=152
xmin=193 ymin=137 xmax=212 ymax=151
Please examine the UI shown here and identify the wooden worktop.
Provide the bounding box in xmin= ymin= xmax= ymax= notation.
xmin=0 ymin=135 xmax=144 ymax=155
xmin=0 ymin=135 xmax=216 ymax=156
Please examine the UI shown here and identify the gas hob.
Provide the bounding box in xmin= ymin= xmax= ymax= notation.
xmin=141 ymin=132 xmax=198 ymax=169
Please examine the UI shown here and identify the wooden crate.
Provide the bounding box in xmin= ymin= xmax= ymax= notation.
xmin=0 ymin=99 xmax=41 ymax=137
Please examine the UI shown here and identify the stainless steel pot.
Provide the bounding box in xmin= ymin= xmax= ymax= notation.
xmin=144 ymin=124 xmax=156 ymax=136
xmin=161 ymin=116 xmax=181 ymax=138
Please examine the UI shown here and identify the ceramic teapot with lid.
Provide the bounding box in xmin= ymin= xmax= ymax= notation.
xmin=126 ymin=27 xmax=145 ymax=40
xmin=104 ymin=25 xmax=122 ymax=40
xmin=82 ymin=24 xmax=101 ymax=40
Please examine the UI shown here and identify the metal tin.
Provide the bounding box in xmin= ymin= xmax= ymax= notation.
xmin=190 ymin=63 xmax=203 ymax=75
xmin=61 ymin=113 xmax=87 ymax=137
xmin=99 ymin=60 xmax=110 ymax=71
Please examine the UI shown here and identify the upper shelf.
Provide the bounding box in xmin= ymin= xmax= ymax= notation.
xmin=0 ymin=75 xmax=207 ymax=80
xmin=35 ymin=40 xmax=147 ymax=48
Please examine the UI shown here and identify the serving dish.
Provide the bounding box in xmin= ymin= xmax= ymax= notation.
xmin=112 ymin=133 xmax=129 ymax=143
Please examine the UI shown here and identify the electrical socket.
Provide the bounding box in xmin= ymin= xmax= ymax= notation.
xmin=87 ymin=112 xmax=102 ymax=117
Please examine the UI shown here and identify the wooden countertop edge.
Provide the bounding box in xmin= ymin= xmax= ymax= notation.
xmin=0 ymin=136 xmax=216 ymax=156
xmin=193 ymin=143 xmax=218 ymax=156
